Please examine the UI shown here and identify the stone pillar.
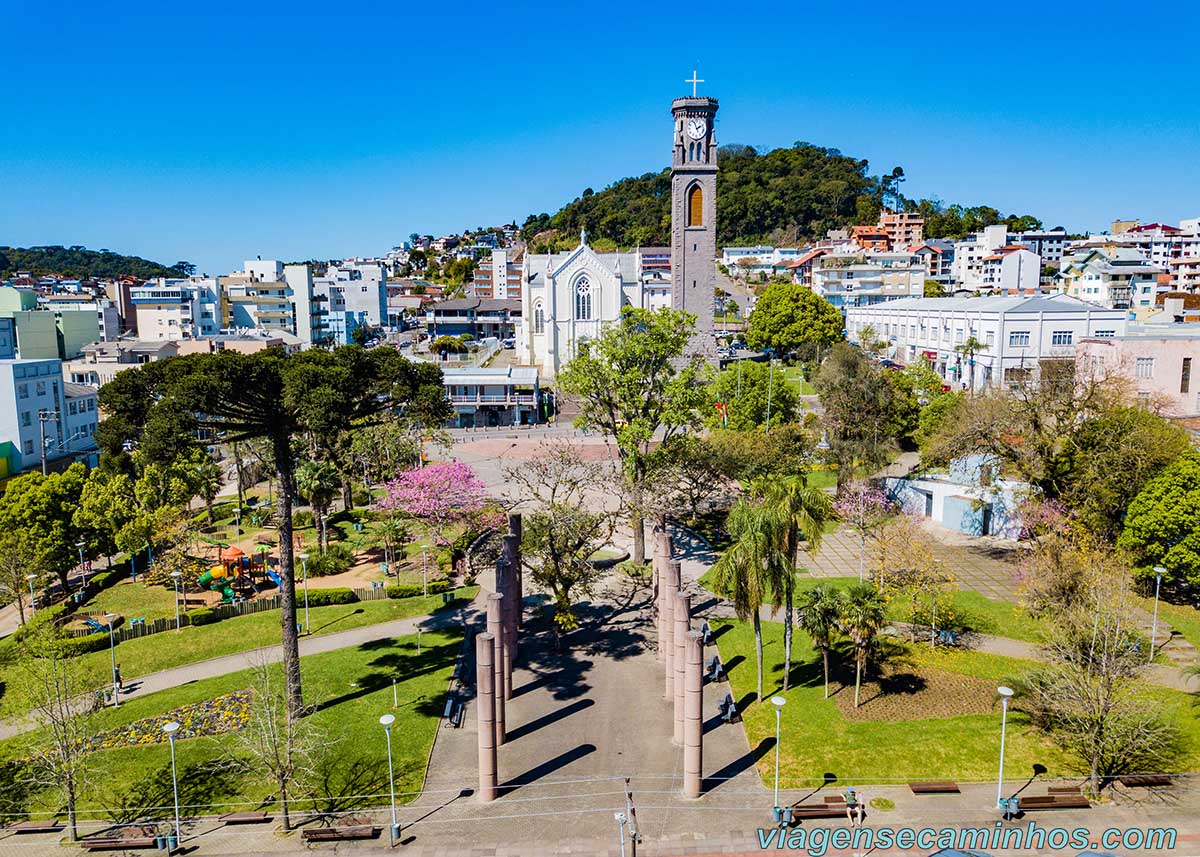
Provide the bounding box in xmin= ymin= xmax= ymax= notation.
xmin=503 ymin=533 xmax=522 ymax=632
xmin=475 ymin=632 xmax=498 ymax=802
xmin=507 ymin=516 xmax=523 ymax=628
xmin=486 ymin=593 xmax=506 ymax=745
xmin=654 ymin=531 xmax=667 ymax=660
xmin=673 ymin=591 xmax=690 ymax=745
xmin=683 ymin=630 xmax=704 ymax=799
xmin=662 ymin=560 xmax=675 ymax=701
xmin=495 ymin=559 xmax=514 ymax=699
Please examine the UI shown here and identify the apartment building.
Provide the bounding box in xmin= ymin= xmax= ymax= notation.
xmin=979 ymin=247 xmax=1041 ymax=293
xmin=441 ymin=366 xmax=542 ymax=428
xmin=0 ymin=357 xmax=96 ymax=473
xmin=472 ymin=249 xmax=523 ymax=300
xmin=39 ymin=294 xmax=122 ymax=341
xmin=130 ymin=277 xmax=221 ymax=340
xmin=810 ymin=251 xmax=925 ymax=308
xmin=845 ymin=294 xmax=1127 ymax=391
xmin=0 ymin=285 xmax=100 ymax=359
xmin=1077 ymin=328 xmax=1200 ymax=416
xmin=910 ymin=239 xmax=955 ymax=287
xmin=878 ymin=210 xmax=925 ymax=249
xmin=1057 ymin=247 xmax=1165 ymax=312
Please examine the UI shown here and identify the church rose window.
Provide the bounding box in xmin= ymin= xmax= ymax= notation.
xmin=687 ymin=185 xmax=703 ymax=227
xmin=574 ymin=277 xmax=593 ymax=320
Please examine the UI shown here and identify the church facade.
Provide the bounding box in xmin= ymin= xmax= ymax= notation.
xmin=516 ymin=86 xmax=719 ymax=378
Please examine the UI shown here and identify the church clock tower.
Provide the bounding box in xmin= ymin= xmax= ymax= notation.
xmin=670 ymin=75 xmax=718 ymax=360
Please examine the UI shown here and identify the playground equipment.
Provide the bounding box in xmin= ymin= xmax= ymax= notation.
xmin=197 ymin=563 xmax=239 ymax=603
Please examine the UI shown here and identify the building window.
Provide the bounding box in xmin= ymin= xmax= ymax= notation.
xmin=533 ymin=302 xmax=545 ymax=334
xmin=574 ymin=277 xmax=593 ymax=321
xmin=21 ymin=411 xmax=32 ymax=427
xmin=1181 ymin=357 xmax=1191 ymax=394
xmin=1135 ymin=357 xmax=1155 ymax=379
xmin=23 ymin=440 xmax=33 ymax=455
xmin=1051 ymin=330 xmax=1073 ymax=346
xmin=35 ymin=380 xmax=46 ymax=396
xmin=1009 ymin=331 xmax=1030 ymax=347
xmin=17 ymin=383 xmax=28 ymax=399
xmin=687 ymin=185 xmax=703 ymax=227
xmin=1094 ymin=329 xmax=1116 ymax=338
xmin=986 ymin=331 xmax=995 ymax=347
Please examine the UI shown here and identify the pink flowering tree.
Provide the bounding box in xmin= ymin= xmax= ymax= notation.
xmin=377 ymin=461 xmax=497 ymax=547
xmin=832 ymin=481 xmax=895 ymax=582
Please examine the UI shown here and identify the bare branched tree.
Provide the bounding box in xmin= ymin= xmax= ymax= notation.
xmin=505 ymin=443 xmax=618 ymax=637
xmin=217 ymin=657 xmax=323 ymax=831
xmin=13 ymin=630 xmax=99 ymax=841
xmin=0 ymin=529 xmax=50 ymax=626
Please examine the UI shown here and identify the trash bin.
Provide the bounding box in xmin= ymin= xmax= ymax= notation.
xmin=391 ymin=822 xmax=402 ymax=841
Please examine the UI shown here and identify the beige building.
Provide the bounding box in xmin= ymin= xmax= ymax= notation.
xmin=1077 ymin=327 xmax=1200 ymax=416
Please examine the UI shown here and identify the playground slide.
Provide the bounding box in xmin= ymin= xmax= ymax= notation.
xmin=264 ymin=567 xmax=283 ymax=589
xmin=197 ymin=565 xmax=238 ymax=603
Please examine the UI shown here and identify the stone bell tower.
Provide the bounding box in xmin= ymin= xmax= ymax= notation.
xmin=670 ymin=74 xmax=718 ymax=361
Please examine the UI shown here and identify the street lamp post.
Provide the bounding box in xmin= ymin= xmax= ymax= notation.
xmin=996 ymin=686 xmax=1014 ymax=809
xmin=75 ymin=540 xmax=87 ymax=587
xmin=233 ymin=507 xmax=242 ymax=543
xmin=105 ymin=612 xmax=119 ymax=707
xmin=170 ymin=571 xmax=182 ymax=632
xmin=162 ymin=721 xmax=182 ymax=851
xmin=1149 ymin=566 xmax=1166 ymax=664
xmin=614 ymin=812 xmax=628 ymax=857
xmin=299 ymin=553 xmax=311 ymax=635
xmin=26 ymin=574 xmax=37 ymax=616
xmin=770 ymin=695 xmax=786 ymax=821
xmin=380 ymin=714 xmax=399 ymax=845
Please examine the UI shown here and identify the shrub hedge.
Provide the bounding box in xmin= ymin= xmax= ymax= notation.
xmin=386 ymin=580 xmax=451 ymax=599
xmin=306 ymin=544 xmax=354 ymax=577
xmin=188 ymin=607 xmax=220 ymax=626
xmin=302 ymin=588 xmax=359 ymax=606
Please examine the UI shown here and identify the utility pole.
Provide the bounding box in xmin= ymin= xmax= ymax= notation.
xmin=38 ymin=409 xmax=60 ymax=476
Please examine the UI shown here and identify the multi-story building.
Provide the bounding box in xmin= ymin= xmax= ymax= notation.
xmin=850 ymin=225 xmax=890 ymax=252
xmin=311 ymin=262 xmax=388 ymax=344
xmin=1011 ymin=229 xmax=1068 ymax=264
xmin=130 ymin=277 xmax=221 ymax=340
xmin=1077 ymin=328 xmax=1200 ymax=416
xmin=878 ymin=210 xmax=924 ymax=250
xmin=952 ymin=225 xmax=1011 ymax=289
xmin=1171 ymin=256 xmax=1200 ymax=293
xmin=64 ymin=339 xmax=181 ymax=386
xmin=426 ymin=298 xmax=521 ymax=340
xmin=722 ymin=246 xmax=776 ymax=277
xmin=472 ymin=250 xmax=523 ymax=300
xmin=845 ymin=294 xmax=1128 ymax=391
xmin=910 ymin=239 xmax=955 ymax=288
xmin=39 ymin=294 xmax=122 ymax=341
xmin=1057 ymin=247 xmax=1164 ymax=312
xmin=0 ymin=357 xmax=96 ymax=473
xmin=979 ymin=247 xmax=1041 ymax=293
xmin=810 ymin=251 xmax=925 ymax=308
xmin=0 ymin=285 xmax=101 ymax=359
xmin=441 ymin=366 xmax=542 ymax=428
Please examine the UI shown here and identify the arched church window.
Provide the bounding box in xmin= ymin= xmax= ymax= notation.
xmin=574 ymin=276 xmax=593 ymax=321
xmin=533 ymin=301 xmax=545 ymax=333
xmin=688 ymin=185 xmax=703 ymax=227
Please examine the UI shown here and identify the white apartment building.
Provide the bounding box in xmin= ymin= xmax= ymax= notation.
xmin=131 ymin=277 xmax=221 ymax=340
xmin=1057 ymin=247 xmax=1165 ymax=313
xmin=951 ymin=225 xmax=1011 ymax=289
xmin=810 ymin=251 xmax=925 ymax=308
xmin=0 ymin=358 xmax=95 ymax=473
xmin=845 ymin=294 xmax=1128 ymax=391
xmin=722 ymin=246 xmax=777 ymax=277
xmin=1011 ymin=229 xmax=1068 ymax=264
xmin=979 ymin=247 xmax=1040 ymax=293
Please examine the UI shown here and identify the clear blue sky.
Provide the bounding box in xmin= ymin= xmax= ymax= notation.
xmin=3 ymin=0 xmax=1198 ymax=275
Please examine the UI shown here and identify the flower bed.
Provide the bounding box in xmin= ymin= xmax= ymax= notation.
xmin=85 ymin=690 xmax=253 ymax=752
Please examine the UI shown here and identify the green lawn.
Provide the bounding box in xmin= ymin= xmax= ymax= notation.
xmin=0 ymin=628 xmax=462 ymax=820
xmin=0 ymin=588 xmax=477 ymax=716
xmin=780 ymin=365 xmax=816 ymax=396
xmin=1136 ymin=596 xmax=1200 ymax=650
xmin=76 ymin=580 xmax=180 ymax=625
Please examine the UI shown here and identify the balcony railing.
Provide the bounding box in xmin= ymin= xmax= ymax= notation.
xmin=447 ymin=393 xmax=537 ymax=405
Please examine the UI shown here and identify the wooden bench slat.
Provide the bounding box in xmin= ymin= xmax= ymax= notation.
xmin=790 ymin=806 xmax=846 ymax=819
xmin=219 ymin=811 xmax=271 ymax=824
xmin=301 ymin=825 xmax=378 ymax=841
xmin=1047 ymin=785 xmax=1082 ymax=794
xmin=909 ymin=781 xmax=960 ymax=794
xmin=1019 ymin=795 xmax=1090 ymax=810
xmin=82 ymin=838 xmax=158 ymax=851
xmin=7 ymin=820 xmax=62 ymax=833
xmin=1117 ymin=774 xmax=1172 ymax=787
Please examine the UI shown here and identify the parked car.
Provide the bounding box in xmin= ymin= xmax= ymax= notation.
xmin=501 ymin=338 xmax=515 ymax=349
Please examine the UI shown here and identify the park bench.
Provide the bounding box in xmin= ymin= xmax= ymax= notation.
xmin=706 ymin=655 xmax=725 ymax=683
xmin=442 ymin=696 xmax=463 ymax=728
xmin=81 ymin=825 xmax=160 ymax=851
xmin=301 ymin=824 xmax=379 ymax=842
xmin=6 ymin=819 xmax=61 ymax=834
xmin=1047 ymin=785 xmax=1082 ymax=795
xmin=823 ymin=795 xmax=846 ymax=805
xmin=1118 ymin=774 xmax=1172 ymax=788
xmin=1018 ymin=794 xmax=1091 ymax=811
xmin=789 ymin=803 xmax=847 ymax=820
xmin=909 ymin=781 xmax=960 ymax=794
xmin=218 ymin=811 xmax=271 ymax=825
xmin=700 ymin=621 xmax=713 ymax=645
xmin=717 ymin=693 xmax=739 ymax=724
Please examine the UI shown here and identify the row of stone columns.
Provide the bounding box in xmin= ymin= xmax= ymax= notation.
xmin=653 ymin=529 xmax=702 ymax=798
xmin=475 ymin=514 xmax=524 ymax=802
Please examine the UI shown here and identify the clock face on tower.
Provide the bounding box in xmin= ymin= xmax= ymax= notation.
xmin=686 ymin=118 xmax=706 ymax=140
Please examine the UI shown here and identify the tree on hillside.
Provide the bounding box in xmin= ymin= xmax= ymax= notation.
xmin=96 ymin=346 xmax=449 ymax=716
xmin=746 ymin=282 xmax=843 ymax=355
xmin=558 ymin=307 xmax=707 ymax=564
xmin=709 ymin=499 xmax=790 ymax=700
xmin=1118 ymin=450 xmax=1200 ymax=587
xmin=815 ymin=345 xmax=901 ymax=487
xmin=706 ymin=360 xmax=797 ymax=432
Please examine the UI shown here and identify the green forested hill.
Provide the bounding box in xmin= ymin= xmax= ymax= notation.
xmin=520 ymin=142 xmax=1044 ymax=252
xmin=0 ymin=245 xmax=188 ymax=280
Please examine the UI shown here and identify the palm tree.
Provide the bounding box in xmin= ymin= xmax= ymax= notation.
xmin=295 ymin=460 xmax=340 ymax=552
xmin=753 ymin=475 xmax=833 ymax=690
xmin=194 ymin=456 xmax=224 ymax=526
xmin=709 ymin=499 xmax=790 ymax=701
xmin=838 ymin=582 xmax=888 ymax=708
xmin=955 ymin=335 xmax=987 ymax=394
xmin=796 ymin=584 xmax=841 ymax=698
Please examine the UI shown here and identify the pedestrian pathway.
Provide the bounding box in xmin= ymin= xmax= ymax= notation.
xmin=0 ymin=600 xmax=481 ymax=741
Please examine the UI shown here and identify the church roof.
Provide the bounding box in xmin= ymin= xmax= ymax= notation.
xmin=525 ymin=244 xmax=643 ymax=287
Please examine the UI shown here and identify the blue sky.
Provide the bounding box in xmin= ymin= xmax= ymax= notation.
xmin=3 ymin=0 xmax=1198 ymax=275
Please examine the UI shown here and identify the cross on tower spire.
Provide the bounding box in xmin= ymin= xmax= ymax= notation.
xmin=686 ymin=70 xmax=703 ymax=98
